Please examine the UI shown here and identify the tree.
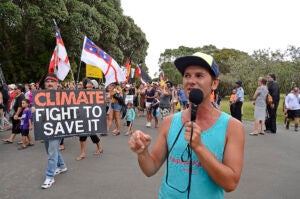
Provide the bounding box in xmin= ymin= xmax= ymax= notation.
xmin=0 ymin=0 xmax=148 ymax=83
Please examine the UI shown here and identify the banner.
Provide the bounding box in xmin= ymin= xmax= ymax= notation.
xmin=33 ymin=89 xmax=107 ymax=140
xmin=125 ymin=95 xmax=134 ymax=105
xmin=86 ymin=64 xmax=103 ymax=79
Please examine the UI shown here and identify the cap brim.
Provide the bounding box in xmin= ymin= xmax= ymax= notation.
xmin=174 ymin=56 xmax=213 ymax=76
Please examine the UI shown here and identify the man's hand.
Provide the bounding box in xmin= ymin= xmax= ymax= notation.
xmin=128 ymin=130 xmax=152 ymax=155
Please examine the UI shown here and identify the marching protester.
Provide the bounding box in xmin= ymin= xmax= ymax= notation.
xmin=18 ymin=99 xmax=34 ymax=150
xmin=177 ymin=84 xmax=188 ymax=110
xmin=145 ymin=81 xmax=155 ymax=127
xmin=0 ymin=82 xmax=11 ymax=131
xmin=107 ymin=82 xmax=123 ymax=135
xmin=1 ymin=84 xmax=25 ymax=143
xmin=159 ymin=83 xmax=171 ymax=120
xmin=76 ymin=78 xmax=103 ymax=161
xmin=129 ymin=52 xmax=245 ymax=198
xmin=151 ymin=91 xmax=160 ymax=128
xmin=136 ymin=83 xmax=146 ymax=117
xmin=124 ymin=101 xmax=136 ymax=136
xmin=40 ymin=73 xmax=67 ymax=189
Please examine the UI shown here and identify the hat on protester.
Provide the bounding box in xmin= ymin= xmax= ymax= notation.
xmin=125 ymin=84 xmax=131 ymax=88
xmin=174 ymin=52 xmax=219 ymax=77
xmin=91 ymin=79 xmax=99 ymax=89
xmin=235 ymin=80 xmax=242 ymax=86
xmin=8 ymin=84 xmax=16 ymax=90
xmin=45 ymin=73 xmax=59 ymax=82
xmin=30 ymin=82 xmax=36 ymax=86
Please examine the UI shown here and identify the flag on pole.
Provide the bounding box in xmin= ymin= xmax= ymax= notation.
xmin=130 ymin=68 xmax=135 ymax=79
xmin=160 ymin=71 xmax=166 ymax=86
xmin=86 ymin=64 xmax=103 ymax=79
xmin=80 ymin=36 xmax=126 ymax=87
xmin=48 ymin=21 xmax=71 ymax=81
xmin=135 ymin=65 xmax=141 ymax=78
xmin=48 ymin=46 xmax=58 ymax=73
xmin=124 ymin=59 xmax=131 ymax=83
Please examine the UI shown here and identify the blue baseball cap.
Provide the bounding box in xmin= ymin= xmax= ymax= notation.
xmin=235 ymin=80 xmax=242 ymax=86
xmin=174 ymin=52 xmax=219 ymax=78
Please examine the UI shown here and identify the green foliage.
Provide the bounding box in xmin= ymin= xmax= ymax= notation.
xmin=0 ymin=0 xmax=148 ymax=83
xmin=159 ymin=45 xmax=300 ymax=98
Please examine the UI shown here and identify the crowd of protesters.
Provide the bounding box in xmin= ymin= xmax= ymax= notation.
xmin=0 ymin=69 xmax=286 ymax=191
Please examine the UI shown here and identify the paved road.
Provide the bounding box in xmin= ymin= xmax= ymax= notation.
xmin=0 ymin=115 xmax=299 ymax=199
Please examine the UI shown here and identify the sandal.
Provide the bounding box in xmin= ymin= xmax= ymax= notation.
xmin=249 ymin=131 xmax=259 ymax=136
xmin=112 ymin=129 xmax=118 ymax=133
xmin=76 ymin=155 xmax=85 ymax=161
xmin=259 ymin=131 xmax=265 ymax=135
xmin=112 ymin=132 xmax=120 ymax=136
xmin=124 ymin=132 xmax=131 ymax=136
xmin=27 ymin=143 xmax=35 ymax=147
xmin=93 ymin=149 xmax=103 ymax=155
xmin=3 ymin=140 xmax=13 ymax=144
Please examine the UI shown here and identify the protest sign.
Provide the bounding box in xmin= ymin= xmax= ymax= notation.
xmin=33 ymin=89 xmax=107 ymax=140
xmin=125 ymin=95 xmax=134 ymax=105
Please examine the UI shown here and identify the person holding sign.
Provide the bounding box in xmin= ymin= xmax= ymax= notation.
xmin=41 ymin=73 xmax=67 ymax=189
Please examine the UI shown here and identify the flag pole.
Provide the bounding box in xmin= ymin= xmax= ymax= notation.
xmin=70 ymin=67 xmax=75 ymax=82
xmin=53 ymin=19 xmax=59 ymax=75
xmin=76 ymin=60 xmax=82 ymax=85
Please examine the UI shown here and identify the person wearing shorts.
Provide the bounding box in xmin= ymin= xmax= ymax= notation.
xmin=285 ymin=87 xmax=300 ymax=131
xmin=1 ymin=84 xmax=25 ymax=144
xmin=18 ymin=99 xmax=34 ymax=150
xmin=145 ymin=82 xmax=155 ymax=127
xmin=107 ymin=82 xmax=123 ymax=135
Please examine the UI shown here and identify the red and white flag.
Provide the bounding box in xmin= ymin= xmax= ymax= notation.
xmin=80 ymin=36 xmax=126 ymax=87
xmin=48 ymin=21 xmax=71 ymax=80
xmin=135 ymin=64 xmax=141 ymax=78
xmin=124 ymin=59 xmax=131 ymax=83
xmin=48 ymin=46 xmax=58 ymax=73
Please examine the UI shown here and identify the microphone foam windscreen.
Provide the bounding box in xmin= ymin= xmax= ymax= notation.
xmin=189 ymin=89 xmax=203 ymax=105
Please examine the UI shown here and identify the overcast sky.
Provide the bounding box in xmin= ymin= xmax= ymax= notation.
xmin=121 ymin=0 xmax=300 ymax=77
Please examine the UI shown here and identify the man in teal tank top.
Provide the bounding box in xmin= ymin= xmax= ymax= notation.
xmin=129 ymin=52 xmax=245 ymax=199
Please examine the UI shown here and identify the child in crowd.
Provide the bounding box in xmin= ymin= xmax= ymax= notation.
xmin=124 ymin=102 xmax=135 ymax=136
xmin=151 ymin=91 xmax=160 ymax=128
xmin=18 ymin=99 xmax=34 ymax=150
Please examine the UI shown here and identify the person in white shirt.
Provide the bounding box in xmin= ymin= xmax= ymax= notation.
xmin=284 ymin=87 xmax=300 ymax=131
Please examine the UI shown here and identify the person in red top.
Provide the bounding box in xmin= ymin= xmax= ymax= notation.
xmin=7 ymin=84 xmax=17 ymax=113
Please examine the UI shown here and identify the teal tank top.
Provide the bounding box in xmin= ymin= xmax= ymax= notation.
xmin=158 ymin=111 xmax=231 ymax=199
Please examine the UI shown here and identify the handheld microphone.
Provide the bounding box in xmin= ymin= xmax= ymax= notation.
xmin=189 ymin=89 xmax=204 ymax=121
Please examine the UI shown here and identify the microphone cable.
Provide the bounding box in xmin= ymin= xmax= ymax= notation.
xmin=165 ymin=121 xmax=194 ymax=199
